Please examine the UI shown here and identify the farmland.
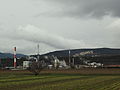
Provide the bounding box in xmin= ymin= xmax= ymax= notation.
xmin=0 ymin=68 xmax=120 ymax=90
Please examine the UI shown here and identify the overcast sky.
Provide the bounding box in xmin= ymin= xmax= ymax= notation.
xmin=0 ymin=0 xmax=120 ymax=55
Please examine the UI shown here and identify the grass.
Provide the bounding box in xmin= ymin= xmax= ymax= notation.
xmin=0 ymin=69 xmax=120 ymax=90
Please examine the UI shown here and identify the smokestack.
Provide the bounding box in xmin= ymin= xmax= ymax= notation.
xmin=13 ymin=47 xmax=17 ymax=68
xmin=69 ymin=50 xmax=71 ymax=66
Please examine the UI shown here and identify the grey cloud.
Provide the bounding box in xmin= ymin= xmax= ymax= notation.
xmin=16 ymin=25 xmax=87 ymax=49
xmin=39 ymin=0 xmax=120 ymax=18
xmin=0 ymin=0 xmax=120 ymax=54
xmin=0 ymin=25 xmax=87 ymax=50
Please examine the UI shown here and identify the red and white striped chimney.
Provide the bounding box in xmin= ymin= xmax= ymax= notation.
xmin=13 ymin=47 xmax=17 ymax=68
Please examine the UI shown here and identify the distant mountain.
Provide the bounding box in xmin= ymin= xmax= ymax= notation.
xmin=0 ymin=52 xmax=26 ymax=58
xmin=42 ymin=48 xmax=120 ymax=57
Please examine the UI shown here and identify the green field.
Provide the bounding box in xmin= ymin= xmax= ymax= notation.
xmin=0 ymin=69 xmax=120 ymax=90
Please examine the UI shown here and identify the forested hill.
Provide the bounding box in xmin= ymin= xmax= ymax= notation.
xmin=42 ymin=48 xmax=120 ymax=57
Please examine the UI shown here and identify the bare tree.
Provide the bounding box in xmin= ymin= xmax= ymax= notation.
xmin=28 ymin=61 xmax=44 ymax=75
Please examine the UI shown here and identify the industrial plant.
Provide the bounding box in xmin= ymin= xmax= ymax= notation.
xmin=0 ymin=45 xmax=120 ymax=70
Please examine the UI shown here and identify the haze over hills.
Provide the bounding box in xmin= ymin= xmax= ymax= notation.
xmin=42 ymin=48 xmax=120 ymax=57
xmin=0 ymin=52 xmax=26 ymax=59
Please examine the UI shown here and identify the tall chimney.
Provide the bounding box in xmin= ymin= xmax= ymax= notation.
xmin=13 ymin=47 xmax=17 ymax=68
xmin=69 ymin=50 xmax=71 ymax=66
